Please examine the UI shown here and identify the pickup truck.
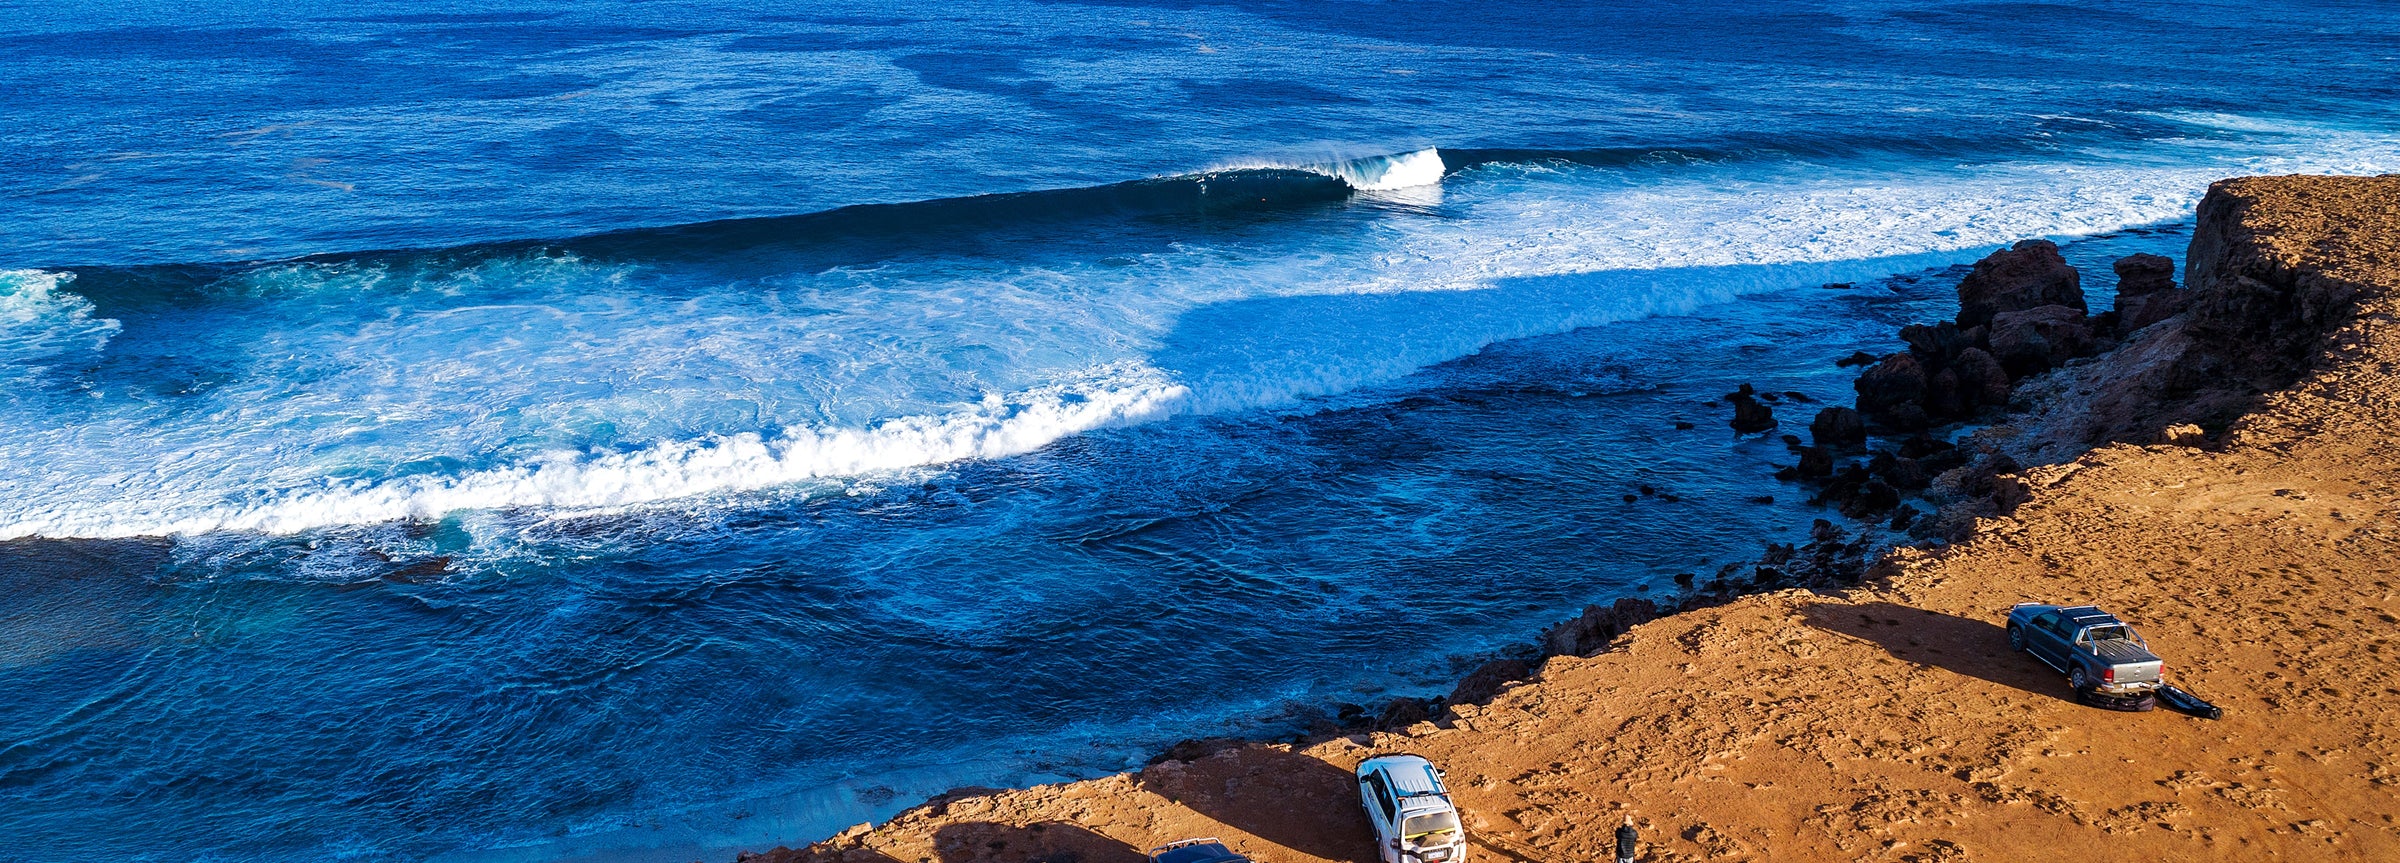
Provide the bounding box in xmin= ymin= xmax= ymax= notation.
xmin=2005 ymin=603 xmax=2163 ymax=711
xmin=1357 ymin=754 xmax=1468 ymax=863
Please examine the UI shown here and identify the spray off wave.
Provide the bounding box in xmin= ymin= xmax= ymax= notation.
xmin=5 ymin=122 xmax=2399 ymax=540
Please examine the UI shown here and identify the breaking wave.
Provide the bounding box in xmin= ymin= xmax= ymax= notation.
xmin=6 ymin=120 xmax=2400 ymax=539
xmin=0 ymin=365 xmax=1186 ymax=539
xmin=0 ymin=270 xmax=120 ymax=373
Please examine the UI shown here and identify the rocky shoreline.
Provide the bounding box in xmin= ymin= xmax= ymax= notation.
xmin=737 ymin=175 xmax=2400 ymax=863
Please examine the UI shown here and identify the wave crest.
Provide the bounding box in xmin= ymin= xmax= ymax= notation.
xmin=0 ymin=364 xmax=1188 ymax=539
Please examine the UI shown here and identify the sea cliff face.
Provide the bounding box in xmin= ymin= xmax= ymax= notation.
xmin=739 ymin=175 xmax=2400 ymax=863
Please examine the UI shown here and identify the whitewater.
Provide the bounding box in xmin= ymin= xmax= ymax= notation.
xmin=8 ymin=2 xmax=2400 ymax=862
xmin=5 ymin=124 xmax=2399 ymax=541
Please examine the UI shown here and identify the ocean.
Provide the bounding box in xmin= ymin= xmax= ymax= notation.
xmin=2 ymin=1 xmax=2397 ymax=860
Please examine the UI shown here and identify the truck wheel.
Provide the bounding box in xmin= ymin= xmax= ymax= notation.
xmin=2068 ymin=666 xmax=2089 ymax=693
xmin=2006 ymin=624 xmax=2026 ymax=652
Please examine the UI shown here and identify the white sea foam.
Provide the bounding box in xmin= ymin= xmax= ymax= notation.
xmin=0 ymin=364 xmax=1185 ymax=539
xmin=0 ymin=269 xmax=120 ymax=366
xmin=1322 ymin=147 xmax=1447 ymax=190
xmin=1216 ymin=147 xmax=1447 ymax=191
xmin=4 ymin=117 xmax=2397 ymax=539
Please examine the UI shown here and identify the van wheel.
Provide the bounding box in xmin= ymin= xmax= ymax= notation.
xmin=2006 ymin=624 xmax=2026 ymax=652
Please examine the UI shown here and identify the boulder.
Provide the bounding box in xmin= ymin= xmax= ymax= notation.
xmin=2113 ymin=253 xmax=2177 ymax=298
xmin=1727 ymin=383 xmax=1776 ymax=433
xmin=1853 ymin=353 xmax=1927 ymax=415
xmin=1956 ymin=239 xmax=2086 ymax=329
xmin=2158 ymin=423 xmax=2208 ymax=446
xmin=1540 ymin=597 xmax=1659 ymax=658
xmin=2112 ymin=252 xmax=2186 ymax=336
xmin=1838 ymin=479 xmax=1901 ymax=519
xmin=1987 ymin=304 xmax=2095 ymax=377
xmin=1808 ymin=407 xmax=1866 ymax=449
xmin=1869 ymin=451 xmax=1930 ymax=490
xmin=1923 ymin=366 xmax=1964 ymax=419
xmin=2117 ymin=290 xmax=2188 ymax=335
xmin=1796 ymin=445 xmax=1835 ymax=478
xmin=1375 ymin=697 xmax=1434 ymax=730
xmin=1900 ymin=322 xmax=1970 ymax=369
xmin=1447 ymin=658 xmax=1531 ymax=706
xmin=1879 ymin=402 xmax=1932 ymax=432
xmin=1951 ymin=347 xmax=2012 ymax=408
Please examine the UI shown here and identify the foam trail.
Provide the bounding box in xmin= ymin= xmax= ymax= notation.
xmin=0 ymin=270 xmax=120 ymax=368
xmin=0 ymin=364 xmax=1185 ymax=539
xmin=6 ymin=118 xmax=2399 ymax=540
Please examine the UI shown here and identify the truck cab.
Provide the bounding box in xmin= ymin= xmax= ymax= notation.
xmin=2006 ymin=603 xmax=2163 ymax=709
xmin=1357 ymin=754 xmax=1467 ymax=863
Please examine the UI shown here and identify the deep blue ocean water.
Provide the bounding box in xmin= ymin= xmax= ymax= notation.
xmin=3 ymin=2 xmax=2398 ymax=860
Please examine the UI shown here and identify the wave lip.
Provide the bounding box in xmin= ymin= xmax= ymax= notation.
xmin=1320 ymin=148 xmax=1447 ymax=190
xmin=1215 ymin=147 xmax=1448 ymax=193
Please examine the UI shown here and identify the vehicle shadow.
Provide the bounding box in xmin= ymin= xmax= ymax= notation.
xmin=932 ymin=821 xmax=1146 ymax=863
xmin=1800 ymin=601 xmax=2069 ymax=702
xmin=1136 ymin=744 xmax=1375 ymax=862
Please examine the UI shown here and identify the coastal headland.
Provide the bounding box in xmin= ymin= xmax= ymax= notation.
xmin=738 ymin=174 xmax=2400 ymax=863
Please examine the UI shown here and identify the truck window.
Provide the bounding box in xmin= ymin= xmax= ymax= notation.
xmin=2030 ymin=611 xmax=2062 ymax=637
xmin=1402 ymin=811 xmax=1460 ymax=840
xmin=1367 ymin=774 xmax=1397 ymax=821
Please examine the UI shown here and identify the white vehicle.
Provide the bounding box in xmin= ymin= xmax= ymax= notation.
xmin=1356 ymin=754 xmax=1468 ymax=863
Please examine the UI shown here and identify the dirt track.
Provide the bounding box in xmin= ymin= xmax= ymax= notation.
xmin=743 ymin=175 xmax=2400 ymax=863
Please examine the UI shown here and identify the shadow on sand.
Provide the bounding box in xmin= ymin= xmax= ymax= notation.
xmin=930 ymin=821 xmax=1145 ymax=863
xmin=1136 ymin=744 xmax=1374 ymax=862
xmin=1800 ymin=600 xmax=2073 ymax=703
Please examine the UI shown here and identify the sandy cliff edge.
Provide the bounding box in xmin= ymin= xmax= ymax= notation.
xmin=742 ymin=175 xmax=2400 ymax=863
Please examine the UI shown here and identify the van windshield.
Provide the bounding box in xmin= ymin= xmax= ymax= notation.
xmin=1402 ymin=811 xmax=1459 ymax=841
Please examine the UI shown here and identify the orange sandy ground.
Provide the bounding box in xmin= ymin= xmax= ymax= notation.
xmin=747 ymin=176 xmax=2400 ymax=863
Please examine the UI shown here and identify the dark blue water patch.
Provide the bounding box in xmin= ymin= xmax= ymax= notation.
xmin=0 ymin=225 xmax=2194 ymax=862
xmin=720 ymin=31 xmax=916 ymax=52
xmin=1178 ymin=78 xmax=1368 ymax=108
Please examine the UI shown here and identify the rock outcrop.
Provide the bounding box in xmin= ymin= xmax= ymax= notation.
xmin=1726 ymin=384 xmax=1776 ymax=433
xmin=734 ymin=176 xmax=2400 ymax=863
xmin=2109 ymin=252 xmax=2185 ymax=335
xmin=1953 ymin=238 xmax=2085 ymax=328
xmin=1997 ymin=175 xmax=2399 ymax=457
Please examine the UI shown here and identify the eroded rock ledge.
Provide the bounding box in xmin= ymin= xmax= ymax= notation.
xmin=740 ymin=176 xmax=2400 ymax=863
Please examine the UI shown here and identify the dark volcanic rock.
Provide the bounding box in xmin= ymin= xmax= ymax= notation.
xmin=1853 ymin=353 xmax=1927 ymax=416
xmin=1727 ymin=383 xmax=1776 ymax=433
xmin=1924 ymin=367 xmax=1964 ymax=418
xmin=1540 ymin=597 xmax=1659 ymax=658
xmin=1839 ymin=479 xmax=1901 ymax=519
xmin=1987 ymin=304 xmax=2096 ymax=377
xmin=1952 ymin=347 xmax=2011 ymax=408
xmin=1375 ymin=697 xmax=1434 ymax=730
xmin=2114 ymin=252 xmax=2177 ymax=297
xmin=1900 ymin=321 xmax=1971 ymax=369
xmin=1447 ymin=658 xmax=1532 ymax=706
xmin=1956 ymin=239 xmax=2086 ymax=329
xmin=1809 ymin=407 xmax=1866 ymax=449
xmin=2113 ymin=253 xmax=2187 ymax=336
xmin=1796 ymin=445 xmax=1835 ymax=478
xmin=1836 ymin=350 xmax=1879 ymax=368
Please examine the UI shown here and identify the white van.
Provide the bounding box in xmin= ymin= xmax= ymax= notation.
xmin=1356 ymin=754 xmax=1467 ymax=863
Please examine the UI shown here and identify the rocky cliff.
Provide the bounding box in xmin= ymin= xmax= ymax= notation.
xmin=737 ymin=175 xmax=2400 ymax=863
